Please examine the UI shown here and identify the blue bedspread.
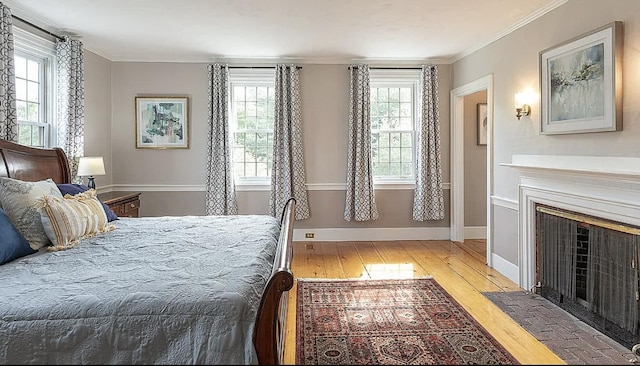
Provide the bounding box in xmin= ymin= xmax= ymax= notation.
xmin=0 ymin=215 xmax=281 ymax=365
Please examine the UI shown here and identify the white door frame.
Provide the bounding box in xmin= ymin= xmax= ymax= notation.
xmin=450 ymin=74 xmax=494 ymax=266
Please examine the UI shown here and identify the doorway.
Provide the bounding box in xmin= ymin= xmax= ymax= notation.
xmin=450 ymin=74 xmax=493 ymax=266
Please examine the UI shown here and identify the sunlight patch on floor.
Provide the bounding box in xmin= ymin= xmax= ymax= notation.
xmin=362 ymin=263 xmax=414 ymax=279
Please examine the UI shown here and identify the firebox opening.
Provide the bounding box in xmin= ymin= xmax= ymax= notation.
xmin=536 ymin=204 xmax=640 ymax=350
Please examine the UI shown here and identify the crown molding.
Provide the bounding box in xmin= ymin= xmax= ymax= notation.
xmin=452 ymin=0 xmax=569 ymax=62
xmin=4 ymin=0 xmax=115 ymax=60
xmin=5 ymin=0 xmax=569 ymax=65
xmin=3 ymin=0 xmax=61 ymax=31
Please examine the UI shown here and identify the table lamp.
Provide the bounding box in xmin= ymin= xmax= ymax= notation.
xmin=77 ymin=156 xmax=105 ymax=189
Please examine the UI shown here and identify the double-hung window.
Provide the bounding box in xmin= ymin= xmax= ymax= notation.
xmin=369 ymin=69 xmax=421 ymax=183
xmin=13 ymin=27 xmax=55 ymax=148
xmin=228 ymin=69 xmax=275 ymax=185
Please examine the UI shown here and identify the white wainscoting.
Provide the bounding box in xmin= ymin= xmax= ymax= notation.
xmin=491 ymin=195 xmax=518 ymax=211
xmin=106 ymin=183 xmax=456 ymax=242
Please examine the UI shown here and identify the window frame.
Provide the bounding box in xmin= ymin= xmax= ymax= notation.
xmin=228 ymin=68 xmax=276 ymax=187
xmin=13 ymin=26 xmax=56 ymax=148
xmin=369 ymin=69 xmax=421 ymax=185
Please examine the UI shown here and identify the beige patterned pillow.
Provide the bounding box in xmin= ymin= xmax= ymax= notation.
xmin=0 ymin=177 xmax=63 ymax=250
xmin=36 ymin=190 xmax=115 ymax=251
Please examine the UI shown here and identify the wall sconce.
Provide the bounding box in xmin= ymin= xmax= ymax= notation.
xmin=77 ymin=156 xmax=105 ymax=190
xmin=515 ymin=92 xmax=532 ymax=120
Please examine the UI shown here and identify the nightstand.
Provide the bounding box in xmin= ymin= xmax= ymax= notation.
xmin=98 ymin=191 xmax=141 ymax=218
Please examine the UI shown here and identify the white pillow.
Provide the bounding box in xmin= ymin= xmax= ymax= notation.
xmin=37 ymin=190 xmax=115 ymax=251
xmin=0 ymin=177 xmax=63 ymax=250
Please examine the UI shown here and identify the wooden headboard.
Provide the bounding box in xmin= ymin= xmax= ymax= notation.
xmin=0 ymin=139 xmax=71 ymax=183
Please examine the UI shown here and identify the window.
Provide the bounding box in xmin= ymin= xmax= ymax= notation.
xmin=229 ymin=69 xmax=275 ymax=184
xmin=370 ymin=70 xmax=420 ymax=182
xmin=13 ymin=27 xmax=55 ymax=148
xmin=15 ymin=53 xmax=46 ymax=147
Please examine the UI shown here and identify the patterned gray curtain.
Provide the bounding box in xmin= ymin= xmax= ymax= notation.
xmin=270 ymin=64 xmax=310 ymax=220
xmin=205 ymin=63 xmax=237 ymax=215
xmin=413 ymin=65 xmax=444 ymax=221
xmin=56 ymin=36 xmax=85 ymax=183
xmin=344 ymin=64 xmax=378 ymax=221
xmin=0 ymin=2 xmax=16 ymax=142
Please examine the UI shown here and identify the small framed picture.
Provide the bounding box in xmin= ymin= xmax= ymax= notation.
xmin=540 ymin=21 xmax=623 ymax=134
xmin=135 ymin=96 xmax=189 ymax=149
xmin=477 ymin=103 xmax=487 ymax=146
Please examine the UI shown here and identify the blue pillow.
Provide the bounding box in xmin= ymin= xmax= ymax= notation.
xmin=56 ymin=183 xmax=119 ymax=222
xmin=0 ymin=207 xmax=37 ymax=265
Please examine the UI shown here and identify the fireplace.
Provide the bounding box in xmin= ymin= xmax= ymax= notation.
xmin=536 ymin=204 xmax=640 ymax=348
xmin=505 ymin=155 xmax=640 ymax=347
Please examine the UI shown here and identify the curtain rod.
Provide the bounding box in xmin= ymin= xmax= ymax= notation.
xmin=372 ymin=67 xmax=422 ymax=70
xmin=12 ymin=15 xmax=64 ymax=42
xmin=348 ymin=66 xmax=423 ymax=70
xmin=229 ymin=66 xmax=302 ymax=69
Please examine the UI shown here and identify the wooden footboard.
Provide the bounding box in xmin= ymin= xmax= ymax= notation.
xmin=253 ymin=197 xmax=296 ymax=365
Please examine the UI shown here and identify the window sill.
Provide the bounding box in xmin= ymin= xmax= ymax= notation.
xmin=235 ymin=182 xmax=270 ymax=191
xmin=373 ymin=181 xmax=416 ymax=190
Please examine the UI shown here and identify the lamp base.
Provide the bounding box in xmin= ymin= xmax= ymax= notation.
xmin=516 ymin=104 xmax=531 ymax=120
xmin=87 ymin=177 xmax=96 ymax=190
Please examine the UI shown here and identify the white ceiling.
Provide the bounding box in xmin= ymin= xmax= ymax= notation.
xmin=5 ymin=0 xmax=566 ymax=64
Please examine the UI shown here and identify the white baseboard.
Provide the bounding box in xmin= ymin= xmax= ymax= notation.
xmin=293 ymin=227 xmax=450 ymax=242
xmin=491 ymin=253 xmax=520 ymax=286
xmin=464 ymin=226 xmax=486 ymax=239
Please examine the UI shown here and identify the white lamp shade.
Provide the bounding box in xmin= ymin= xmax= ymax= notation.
xmin=514 ymin=92 xmax=524 ymax=108
xmin=77 ymin=156 xmax=105 ymax=176
xmin=515 ymin=90 xmax=536 ymax=108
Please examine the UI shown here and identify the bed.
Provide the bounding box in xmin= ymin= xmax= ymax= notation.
xmin=0 ymin=139 xmax=295 ymax=365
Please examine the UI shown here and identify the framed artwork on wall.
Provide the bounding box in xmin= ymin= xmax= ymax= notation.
xmin=135 ymin=96 xmax=189 ymax=149
xmin=477 ymin=103 xmax=487 ymax=146
xmin=540 ymin=21 xmax=623 ymax=135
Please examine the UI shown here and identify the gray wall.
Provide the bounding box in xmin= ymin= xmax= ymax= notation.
xmin=464 ymin=90 xmax=487 ymax=227
xmin=83 ymin=50 xmax=113 ymax=190
xmin=90 ymin=61 xmax=453 ymax=229
xmin=80 ymin=0 xmax=640 ymax=255
xmin=452 ymin=0 xmax=640 ymax=265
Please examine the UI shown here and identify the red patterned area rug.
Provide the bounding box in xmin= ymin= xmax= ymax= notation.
xmin=296 ymin=278 xmax=519 ymax=365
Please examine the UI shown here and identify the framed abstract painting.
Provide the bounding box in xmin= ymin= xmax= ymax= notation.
xmin=135 ymin=96 xmax=189 ymax=149
xmin=539 ymin=21 xmax=623 ymax=135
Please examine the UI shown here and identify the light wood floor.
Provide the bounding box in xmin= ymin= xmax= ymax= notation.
xmin=283 ymin=240 xmax=565 ymax=365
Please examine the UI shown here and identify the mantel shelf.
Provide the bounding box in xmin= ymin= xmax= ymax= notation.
xmin=501 ymin=155 xmax=640 ymax=178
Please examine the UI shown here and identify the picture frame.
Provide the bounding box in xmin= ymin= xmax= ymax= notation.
xmin=135 ymin=96 xmax=189 ymax=149
xmin=477 ymin=103 xmax=487 ymax=146
xmin=540 ymin=21 xmax=623 ymax=135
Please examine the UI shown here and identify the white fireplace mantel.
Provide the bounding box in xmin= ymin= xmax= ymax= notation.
xmin=502 ymin=155 xmax=640 ymax=290
xmin=504 ymin=154 xmax=640 ymax=178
